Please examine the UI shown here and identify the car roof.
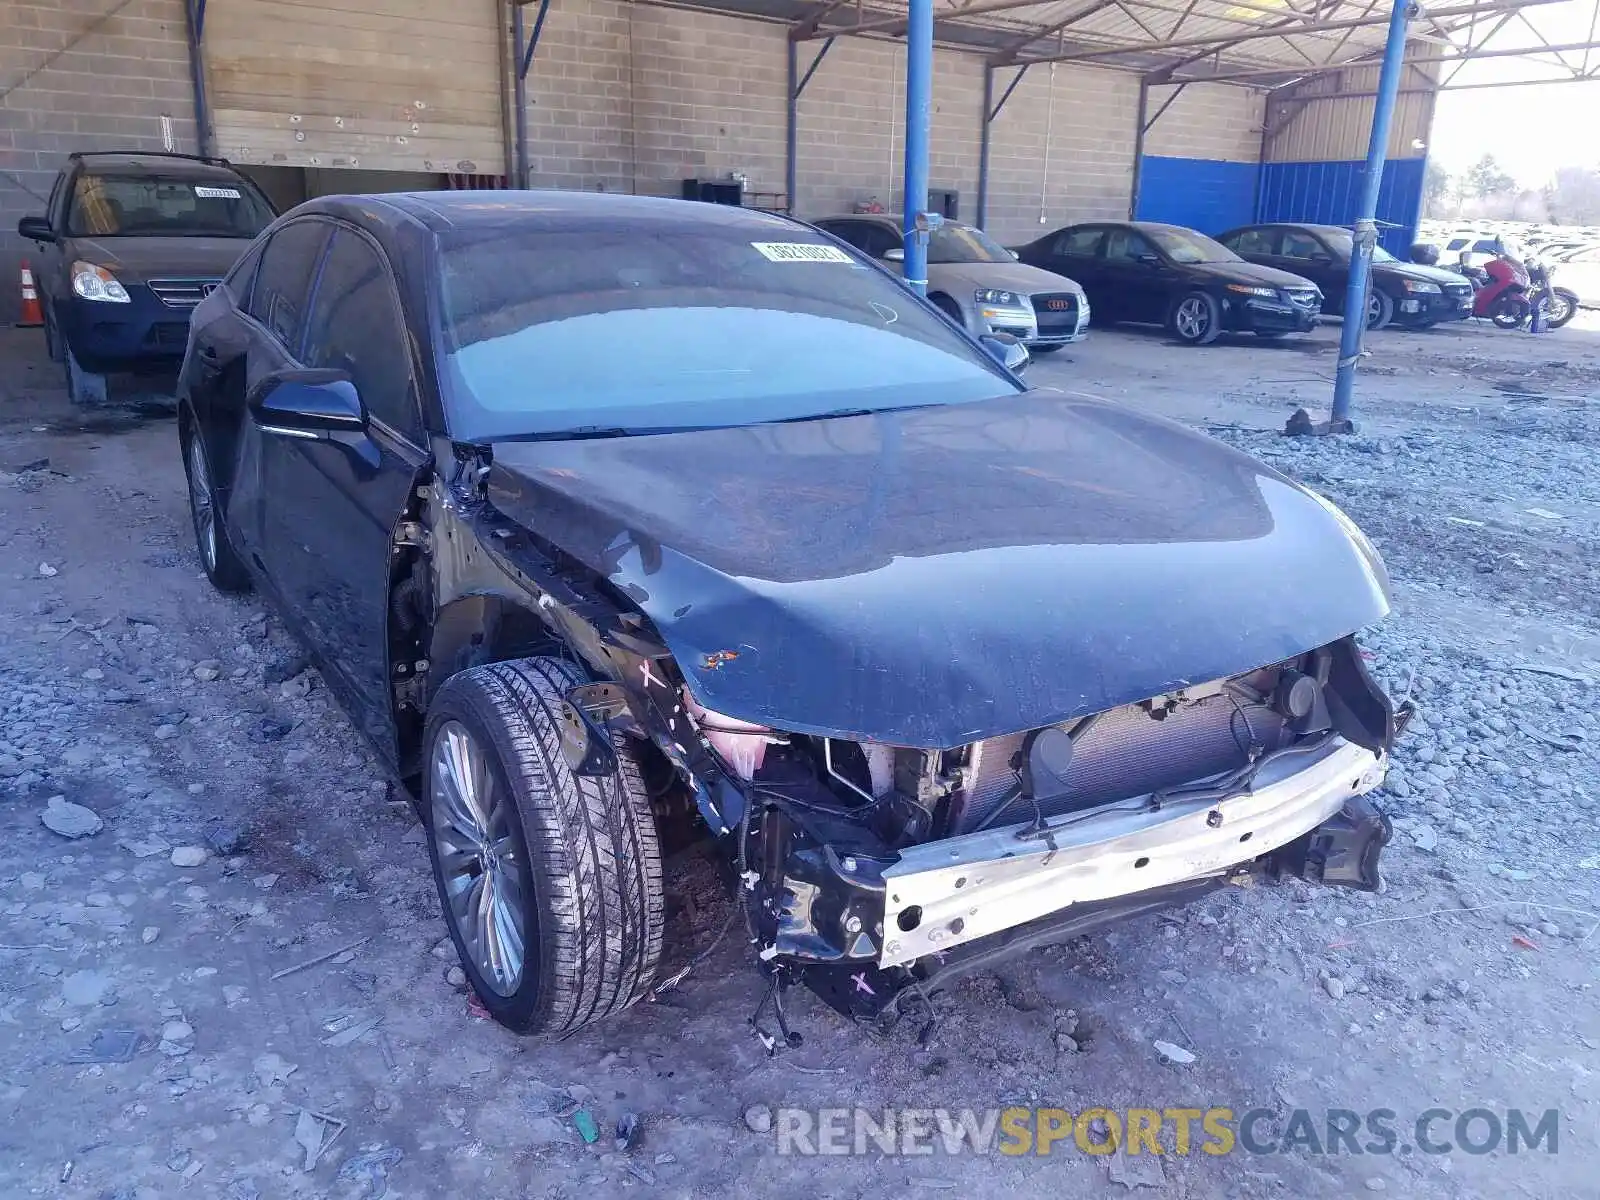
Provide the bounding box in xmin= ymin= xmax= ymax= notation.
xmin=69 ymin=153 xmax=248 ymax=182
xmin=344 ymin=190 xmax=812 ymax=240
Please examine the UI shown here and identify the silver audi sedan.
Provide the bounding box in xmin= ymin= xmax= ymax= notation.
xmin=813 ymin=214 xmax=1091 ymax=353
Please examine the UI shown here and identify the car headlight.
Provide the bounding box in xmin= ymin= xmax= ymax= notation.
xmin=975 ymin=288 xmax=1020 ymax=306
xmin=1225 ymin=283 xmax=1278 ymax=298
xmin=71 ymin=261 xmax=131 ymax=303
xmin=1402 ymin=279 xmax=1442 ymax=294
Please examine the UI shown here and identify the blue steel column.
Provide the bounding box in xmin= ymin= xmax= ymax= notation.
xmin=902 ymin=0 xmax=934 ymax=295
xmin=1329 ymin=0 xmax=1412 ymax=427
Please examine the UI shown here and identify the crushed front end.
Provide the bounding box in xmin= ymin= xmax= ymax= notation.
xmin=716 ymin=636 xmax=1401 ymax=1021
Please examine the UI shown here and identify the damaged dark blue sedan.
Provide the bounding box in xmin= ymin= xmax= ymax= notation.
xmin=178 ymin=191 xmax=1404 ymax=1037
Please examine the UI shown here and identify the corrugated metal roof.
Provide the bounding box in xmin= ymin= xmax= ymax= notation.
xmin=772 ymin=0 xmax=1587 ymax=83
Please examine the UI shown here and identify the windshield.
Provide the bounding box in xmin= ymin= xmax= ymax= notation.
xmin=66 ymin=174 xmax=276 ymax=238
xmin=1145 ymin=227 xmax=1241 ymax=265
xmin=927 ymin=223 xmax=1014 ymax=264
xmin=1317 ymin=230 xmax=1398 ymax=264
xmin=437 ymin=220 xmax=1019 ymax=442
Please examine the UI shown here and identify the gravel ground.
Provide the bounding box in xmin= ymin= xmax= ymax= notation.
xmin=1 ymin=315 xmax=1597 ymax=1200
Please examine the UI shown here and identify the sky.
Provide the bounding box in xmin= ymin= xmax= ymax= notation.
xmin=1423 ymin=1 xmax=1600 ymax=184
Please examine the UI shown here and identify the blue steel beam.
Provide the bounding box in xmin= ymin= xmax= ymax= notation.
xmin=1327 ymin=0 xmax=1412 ymax=430
xmin=902 ymin=0 xmax=933 ymax=296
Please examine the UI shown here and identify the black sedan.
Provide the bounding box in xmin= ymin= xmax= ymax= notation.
xmin=1014 ymin=221 xmax=1322 ymax=345
xmin=1216 ymin=223 xmax=1475 ymax=330
xmin=180 ymin=191 xmax=1400 ymax=1037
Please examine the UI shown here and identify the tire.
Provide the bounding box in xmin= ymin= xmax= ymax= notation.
xmin=1029 ymin=343 xmax=1064 ymax=354
xmin=929 ymin=293 xmax=964 ymax=327
xmin=1491 ymin=293 xmax=1529 ymax=329
xmin=423 ymin=657 xmax=664 ymax=1036
xmin=1546 ymin=288 xmax=1578 ymax=329
xmin=1365 ymin=289 xmax=1394 ymax=331
xmin=181 ymin=422 xmax=251 ymax=593
xmin=1169 ymin=291 xmax=1222 ymax=345
xmin=64 ymin=341 xmax=107 ymax=406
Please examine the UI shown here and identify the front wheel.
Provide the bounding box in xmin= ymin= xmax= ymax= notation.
xmin=1546 ymin=288 xmax=1578 ymax=329
xmin=1169 ymin=291 xmax=1222 ymax=345
xmin=181 ymin=424 xmax=251 ymax=592
xmin=1365 ymin=289 xmax=1394 ymax=331
xmin=423 ymin=657 xmax=664 ymax=1036
xmin=1491 ymin=293 xmax=1529 ymax=329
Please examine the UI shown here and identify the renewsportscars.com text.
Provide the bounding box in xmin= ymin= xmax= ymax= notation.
xmin=771 ymin=1106 xmax=1561 ymax=1157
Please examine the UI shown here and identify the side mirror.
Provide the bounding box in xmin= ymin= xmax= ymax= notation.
xmin=248 ymin=368 xmax=365 ymax=437
xmin=882 ymin=247 xmax=905 ymax=263
xmin=1009 ymin=249 xmax=1020 ymax=261
xmin=981 ymin=332 xmax=1030 ymax=374
xmin=17 ymin=215 xmax=55 ymax=243
xmin=1136 ymin=252 xmax=1162 ymax=265
xmin=1310 ymin=251 xmax=1334 ymax=264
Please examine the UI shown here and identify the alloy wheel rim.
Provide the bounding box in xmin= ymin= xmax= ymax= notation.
xmin=1367 ymin=294 xmax=1382 ymax=324
xmin=1176 ymin=298 xmax=1208 ymax=339
xmin=187 ymin=437 xmax=217 ymax=570
xmin=430 ymin=721 xmax=527 ymax=997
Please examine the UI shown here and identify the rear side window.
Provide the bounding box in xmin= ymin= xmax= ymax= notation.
xmin=302 ymin=229 xmax=421 ymax=442
xmin=1229 ymin=228 xmax=1279 ymax=255
xmin=1053 ymin=227 xmax=1104 ymax=257
xmin=247 ymin=220 xmax=329 ymax=354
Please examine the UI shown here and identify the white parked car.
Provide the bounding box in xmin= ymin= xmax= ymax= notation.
xmin=814 ymin=215 xmax=1091 ymax=353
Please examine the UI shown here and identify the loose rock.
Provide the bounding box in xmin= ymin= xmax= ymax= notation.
xmin=170 ymin=846 xmax=209 ymax=868
xmin=40 ymin=796 xmax=102 ymax=840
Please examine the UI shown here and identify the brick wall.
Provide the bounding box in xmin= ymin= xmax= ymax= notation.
xmin=0 ymin=0 xmax=197 ymax=323
xmin=1143 ymin=83 xmax=1264 ymax=164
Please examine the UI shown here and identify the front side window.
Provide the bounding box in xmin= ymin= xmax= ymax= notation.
xmin=303 ymin=230 xmax=421 ymax=441
xmin=66 ymin=174 xmax=275 ymax=238
xmin=1104 ymin=228 xmax=1158 ymax=262
xmin=437 ymin=219 xmax=1019 ymax=442
xmin=247 ymin=220 xmax=330 ymax=353
xmin=926 ymin=223 xmax=1013 ymax=265
xmin=1279 ymin=231 xmax=1328 ymax=261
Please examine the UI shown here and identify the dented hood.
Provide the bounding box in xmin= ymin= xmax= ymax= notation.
xmin=486 ymin=392 xmax=1390 ymax=748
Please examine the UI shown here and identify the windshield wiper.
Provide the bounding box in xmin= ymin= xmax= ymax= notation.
xmin=766 ymin=404 xmax=935 ymax=426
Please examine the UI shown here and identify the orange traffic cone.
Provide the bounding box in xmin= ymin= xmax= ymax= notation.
xmin=17 ymin=261 xmax=44 ymax=327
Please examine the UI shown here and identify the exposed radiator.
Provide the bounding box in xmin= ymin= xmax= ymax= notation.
xmin=956 ymin=685 xmax=1288 ymax=833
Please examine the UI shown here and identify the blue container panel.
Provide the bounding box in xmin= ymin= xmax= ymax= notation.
xmin=1136 ymin=156 xmax=1260 ymax=236
xmin=1256 ymin=157 xmax=1425 ymax=255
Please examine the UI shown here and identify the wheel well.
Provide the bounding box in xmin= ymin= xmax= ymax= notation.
xmin=396 ymin=594 xmax=564 ymax=781
xmin=929 ymin=292 xmax=962 ymax=319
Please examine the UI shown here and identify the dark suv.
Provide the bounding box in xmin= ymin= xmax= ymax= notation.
xmin=17 ymin=151 xmax=277 ymax=404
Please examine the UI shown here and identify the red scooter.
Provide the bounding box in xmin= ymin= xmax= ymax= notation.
xmin=1450 ymin=248 xmax=1532 ymax=328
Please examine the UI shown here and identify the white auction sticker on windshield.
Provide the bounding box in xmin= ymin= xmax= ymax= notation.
xmin=194 ymin=185 xmax=241 ymax=199
xmin=752 ymin=241 xmax=853 ymax=263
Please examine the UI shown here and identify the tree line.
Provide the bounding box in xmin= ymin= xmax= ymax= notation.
xmin=1425 ymin=154 xmax=1600 ymax=224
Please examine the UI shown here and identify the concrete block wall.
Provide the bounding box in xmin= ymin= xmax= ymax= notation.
xmin=0 ymin=0 xmax=198 ymax=322
xmin=1143 ymin=83 xmax=1263 ymax=163
xmin=519 ymin=0 xmax=1138 ymax=244
xmin=984 ymin=62 xmax=1140 ymax=243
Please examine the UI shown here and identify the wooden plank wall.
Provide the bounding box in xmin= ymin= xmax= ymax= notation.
xmin=205 ymin=0 xmax=507 ymax=174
